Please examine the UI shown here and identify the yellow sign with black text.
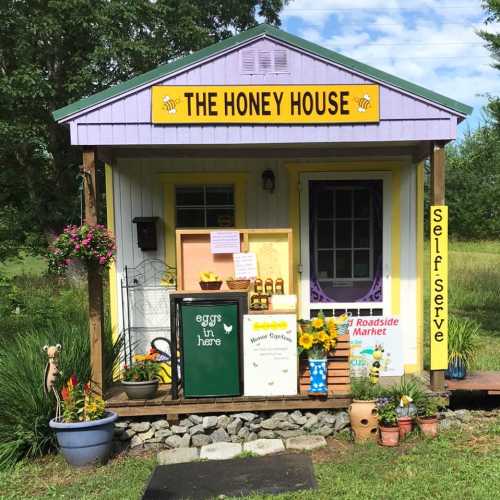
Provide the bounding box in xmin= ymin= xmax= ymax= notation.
xmin=151 ymin=85 xmax=380 ymax=124
xmin=430 ymin=205 xmax=448 ymax=370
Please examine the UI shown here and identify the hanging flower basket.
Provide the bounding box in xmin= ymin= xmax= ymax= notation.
xmin=48 ymin=224 xmax=115 ymax=274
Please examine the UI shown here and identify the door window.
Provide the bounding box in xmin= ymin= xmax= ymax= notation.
xmin=309 ymin=180 xmax=383 ymax=304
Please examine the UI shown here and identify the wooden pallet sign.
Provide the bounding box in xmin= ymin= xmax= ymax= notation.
xmin=299 ymin=334 xmax=351 ymax=396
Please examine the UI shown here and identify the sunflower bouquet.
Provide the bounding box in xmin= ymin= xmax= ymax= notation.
xmin=298 ymin=312 xmax=338 ymax=359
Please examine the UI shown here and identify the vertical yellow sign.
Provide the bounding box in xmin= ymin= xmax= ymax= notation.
xmin=430 ymin=206 xmax=448 ymax=370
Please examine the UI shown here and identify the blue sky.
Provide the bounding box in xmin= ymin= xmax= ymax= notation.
xmin=279 ymin=0 xmax=500 ymax=137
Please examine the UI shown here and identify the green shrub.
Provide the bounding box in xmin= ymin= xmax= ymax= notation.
xmin=448 ymin=316 xmax=480 ymax=370
xmin=0 ymin=319 xmax=122 ymax=469
xmin=350 ymin=377 xmax=383 ymax=400
xmin=386 ymin=376 xmax=426 ymax=408
xmin=0 ymin=275 xmax=89 ymax=342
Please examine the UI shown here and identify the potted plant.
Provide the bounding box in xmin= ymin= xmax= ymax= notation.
xmin=377 ymin=397 xmax=399 ymax=447
xmin=298 ymin=312 xmax=338 ymax=395
xmin=349 ymin=377 xmax=381 ymax=443
xmin=389 ymin=376 xmax=425 ymax=440
xmin=446 ymin=317 xmax=479 ymax=380
xmin=49 ymin=375 xmax=117 ymax=467
xmin=416 ymin=395 xmax=446 ymax=438
xmin=122 ymin=355 xmax=165 ymax=400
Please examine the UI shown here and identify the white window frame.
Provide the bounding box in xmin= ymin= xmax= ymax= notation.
xmin=300 ymin=171 xmax=392 ymax=318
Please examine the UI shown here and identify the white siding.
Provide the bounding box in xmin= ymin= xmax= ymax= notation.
xmin=112 ymin=156 xmax=418 ymax=369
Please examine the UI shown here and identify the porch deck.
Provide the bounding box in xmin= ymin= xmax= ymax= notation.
xmin=445 ymin=372 xmax=500 ymax=395
xmin=105 ymin=385 xmax=351 ymax=417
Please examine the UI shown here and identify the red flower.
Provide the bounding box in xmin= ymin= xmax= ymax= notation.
xmin=71 ymin=373 xmax=78 ymax=387
xmin=61 ymin=386 xmax=70 ymax=401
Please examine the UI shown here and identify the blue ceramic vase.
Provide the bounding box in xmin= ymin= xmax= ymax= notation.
xmin=308 ymin=358 xmax=328 ymax=394
xmin=445 ymin=358 xmax=466 ymax=380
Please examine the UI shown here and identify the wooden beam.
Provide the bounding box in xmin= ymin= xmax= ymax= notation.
xmin=83 ymin=147 xmax=104 ymax=395
xmin=430 ymin=142 xmax=446 ymax=392
xmin=431 ymin=142 xmax=445 ymax=205
xmin=107 ymin=398 xmax=352 ymax=417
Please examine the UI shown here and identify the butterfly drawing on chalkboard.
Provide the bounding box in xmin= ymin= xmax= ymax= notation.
xmin=253 ymin=362 xmax=258 ymax=368
xmin=282 ymin=369 xmax=288 ymax=373
xmin=268 ymin=381 xmax=274 ymax=386
xmin=223 ymin=324 xmax=233 ymax=335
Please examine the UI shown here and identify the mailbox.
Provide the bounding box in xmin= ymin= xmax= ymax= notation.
xmin=132 ymin=217 xmax=158 ymax=251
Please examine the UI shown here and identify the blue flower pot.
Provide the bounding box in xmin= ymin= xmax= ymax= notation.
xmin=445 ymin=359 xmax=466 ymax=380
xmin=49 ymin=411 xmax=118 ymax=467
xmin=308 ymin=358 xmax=328 ymax=394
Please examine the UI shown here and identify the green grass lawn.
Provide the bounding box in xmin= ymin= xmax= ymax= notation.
xmin=0 ymin=253 xmax=47 ymax=278
xmin=424 ymin=240 xmax=500 ymax=371
xmin=1 ymin=416 xmax=499 ymax=500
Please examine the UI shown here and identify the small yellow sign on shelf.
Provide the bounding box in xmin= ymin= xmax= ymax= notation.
xmin=152 ymin=84 xmax=380 ymax=124
xmin=430 ymin=205 xmax=448 ymax=370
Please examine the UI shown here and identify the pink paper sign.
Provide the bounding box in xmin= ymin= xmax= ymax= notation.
xmin=210 ymin=231 xmax=241 ymax=254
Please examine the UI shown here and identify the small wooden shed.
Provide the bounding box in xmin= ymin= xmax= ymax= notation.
xmin=53 ymin=24 xmax=471 ymax=412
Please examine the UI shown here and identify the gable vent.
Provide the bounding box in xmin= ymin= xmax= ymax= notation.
xmin=241 ymin=49 xmax=289 ymax=75
xmin=274 ymin=50 xmax=288 ymax=73
xmin=258 ymin=51 xmax=272 ymax=72
xmin=241 ymin=50 xmax=256 ymax=73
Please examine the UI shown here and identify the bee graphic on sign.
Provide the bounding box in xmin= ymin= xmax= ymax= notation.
xmin=162 ymin=95 xmax=180 ymax=114
xmin=354 ymin=94 xmax=371 ymax=113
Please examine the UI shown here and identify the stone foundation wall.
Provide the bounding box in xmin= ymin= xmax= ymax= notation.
xmin=113 ymin=409 xmax=351 ymax=453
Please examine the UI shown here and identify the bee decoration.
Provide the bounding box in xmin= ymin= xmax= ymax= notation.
xmin=162 ymin=95 xmax=180 ymax=115
xmin=354 ymin=94 xmax=371 ymax=113
xmin=369 ymin=343 xmax=384 ymax=385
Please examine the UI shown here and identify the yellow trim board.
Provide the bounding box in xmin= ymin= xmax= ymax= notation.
xmin=105 ymin=164 xmax=119 ymax=358
xmin=415 ymin=160 xmax=425 ymax=373
xmin=287 ymin=160 xmax=404 ymax=319
xmin=159 ymin=172 xmax=248 ymax=268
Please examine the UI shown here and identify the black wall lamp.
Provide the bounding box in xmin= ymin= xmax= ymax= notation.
xmin=262 ymin=169 xmax=276 ymax=193
xmin=132 ymin=217 xmax=159 ymax=251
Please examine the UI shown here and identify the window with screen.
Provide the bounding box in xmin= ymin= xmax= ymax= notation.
xmin=315 ymin=186 xmax=374 ymax=283
xmin=175 ymin=185 xmax=235 ymax=228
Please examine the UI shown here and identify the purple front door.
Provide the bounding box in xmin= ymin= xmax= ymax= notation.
xmin=300 ymin=175 xmax=388 ymax=318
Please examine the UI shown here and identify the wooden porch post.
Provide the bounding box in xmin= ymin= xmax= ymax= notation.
xmin=82 ymin=147 xmax=104 ymax=395
xmin=430 ymin=141 xmax=446 ymax=392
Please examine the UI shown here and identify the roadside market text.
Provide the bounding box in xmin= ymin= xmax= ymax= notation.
xmin=351 ymin=317 xmax=400 ymax=336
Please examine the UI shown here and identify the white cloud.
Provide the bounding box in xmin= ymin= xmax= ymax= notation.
xmin=282 ymin=0 xmax=500 ymax=126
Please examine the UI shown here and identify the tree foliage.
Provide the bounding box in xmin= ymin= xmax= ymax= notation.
xmin=446 ymin=123 xmax=500 ymax=239
xmin=479 ymin=0 xmax=500 ymax=126
xmin=0 ymin=0 xmax=287 ymax=260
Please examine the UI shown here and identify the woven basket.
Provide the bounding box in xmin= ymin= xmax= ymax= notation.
xmin=226 ymin=279 xmax=251 ymax=290
xmin=199 ymin=281 xmax=222 ymax=290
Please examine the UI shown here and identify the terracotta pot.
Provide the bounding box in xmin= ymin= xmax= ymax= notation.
xmin=397 ymin=416 xmax=413 ymax=440
xmin=379 ymin=425 xmax=400 ymax=447
xmin=349 ymin=400 xmax=378 ymax=443
xmin=417 ymin=416 xmax=438 ymax=438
